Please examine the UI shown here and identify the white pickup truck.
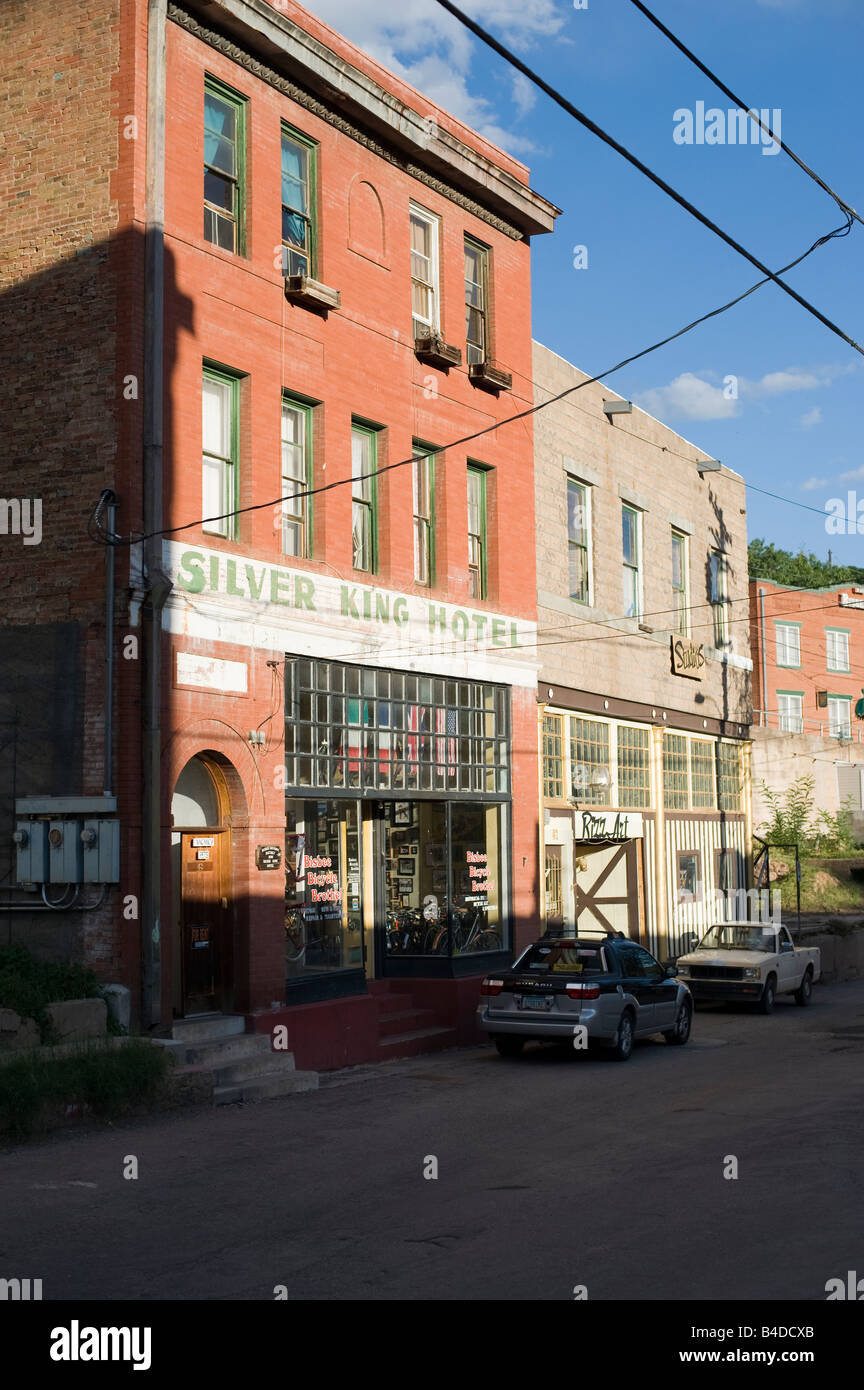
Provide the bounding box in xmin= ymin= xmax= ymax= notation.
xmin=675 ymin=921 xmax=821 ymax=1013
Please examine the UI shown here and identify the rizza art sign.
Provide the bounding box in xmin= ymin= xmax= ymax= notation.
xmin=164 ymin=543 xmax=528 ymax=650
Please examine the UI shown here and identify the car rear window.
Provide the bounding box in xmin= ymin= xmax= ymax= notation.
xmin=517 ymin=941 xmax=606 ymax=975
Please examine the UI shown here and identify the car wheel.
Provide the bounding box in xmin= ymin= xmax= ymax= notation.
xmin=758 ymin=975 xmax=776 ymax=1015
xmin=608 ymin=1011 xmax=634 ymax=1062
xmin=794 ymin=969 xmax=813 ymax=1007
xmin=493 ymin=1036 xmax=525 ymax=1058
xmin=663 ymin=999 xmax=692 ymax=1046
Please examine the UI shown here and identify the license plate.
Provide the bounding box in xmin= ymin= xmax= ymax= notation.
xmin=520 ymin=995 xmax=551 ymax=1012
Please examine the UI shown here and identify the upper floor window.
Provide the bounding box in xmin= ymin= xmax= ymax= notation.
xmin=412 ymin=445 xmax=435 ymax=587
xmin=410 ymin=203 xmax=440 ymax=338
xmin=281 ymin=126 xmax=316 ymax=276
xmin=281 ymin=396 xmax=312 ymax=557
xmin=709 ymin=550 xmax=730 ymax=647
xmin=202 ymin=367 xmax=239 ymax=538
xmin=826 ymin=628 xmax=850 ymax=673
xmin=351 ymin=425 xmax=378 ymax=573
xmin=567 ymin=479 xmax=591 ymax=605
xmin=467 ymin=465 xmax=488 ymax=600
xmin=621 ymin=505 xmax=642 ymax=618
xmin=777 ymin=691 xmax=804 ymax=734
xmin=671 ymin=529 xmax=688 ymax=635
xmin=775 ymin=622 xmax=801 ymax=668
xmin=464 ymin=236 xmax=489 ymax=364
xmin=204 ymin=79 xmax=245 ymax=253
xmin=828 ymin=696 xmax=852 ymax=738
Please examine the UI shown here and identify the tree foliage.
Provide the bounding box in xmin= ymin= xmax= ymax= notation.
xmin=748 ymin=538 xmax=864 ymax=588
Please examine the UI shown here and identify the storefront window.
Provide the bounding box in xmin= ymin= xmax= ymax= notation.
xmin=570 ymin=717 xmax=611 ymax=805
xmin=383 ymin=801 xmax=506 ymax=956
xmin=617 ymin=725 xmax=650 ymax=807
xmin=285 ymin=800 xmax=364 ymax=980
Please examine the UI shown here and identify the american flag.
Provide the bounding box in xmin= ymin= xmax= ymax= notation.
xmin=435 ymin=707 xmax=458 ymax=774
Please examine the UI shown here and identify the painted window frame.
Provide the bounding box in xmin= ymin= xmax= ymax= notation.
xmin=204 ymin=75 xmax=247 ymax=255
xmin=281 ymin=393 xmax=314 ymax=558
xmin=676 ymin=849 xmax=703 ymax=903
xmin=709 ymin=549 xmax=730 ymax=648
xmin=621 ymin=504 xmax=642 ymax=619
xmin=542 ymin=713 xmax=565 ymax=799
xmin=827 ymin=693 xmax=852 ymax=738
xmin=464 ymin=234 xmax=490 ymax=365
xmin=776 ymin=689 xmax=804 ymax=734
xmin=467 ymin=464 xmax=488 ymax=601
xmin=775 ymin=620 xmax=802 ymax=669
xmin=671 ymin=528 xmax=689 ymax=636
xmin=201 ymin=364 xmax=240 ymax=539
xmin=826 ymin=626 xmax=851 ymax=674
xmin=412 ymin=442 xmax=436 ymax=588
xmin=567 ymin=477 xmax=592 ymax=606
xmin=410 ymin=201 xmax=441 ymax=338
xmin=280 ymin=122 xmax=318 ymax=278
xmin=351 ymin=422 xmax=378 ymax=574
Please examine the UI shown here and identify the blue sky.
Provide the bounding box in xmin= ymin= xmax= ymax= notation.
xmin=303 ymin=0 xmax=863 ymax=561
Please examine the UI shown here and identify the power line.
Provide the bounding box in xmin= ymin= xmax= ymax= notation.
xmin=626 ymin=0 xmax=862 ymax=226
xmin=433 ymin=0 xmax=863 ymax=356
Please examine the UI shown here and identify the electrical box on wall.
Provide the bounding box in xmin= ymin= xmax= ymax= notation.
xmin=81 ymin=820 xmax=120 ymax=883
xmin=49 ymin=821 xmax=83 ymax=884
xmin=13 ymin=822 xmax=49 ymax=884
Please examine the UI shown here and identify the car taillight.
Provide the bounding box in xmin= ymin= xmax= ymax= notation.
xmin=565 ymin=982 xmax=600 ymax=1001
xmin=481 ymin=978 xmax=504 ymax=996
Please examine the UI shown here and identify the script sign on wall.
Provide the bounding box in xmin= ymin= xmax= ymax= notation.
xmin=671 ymin=635 xmax=705 ymax=680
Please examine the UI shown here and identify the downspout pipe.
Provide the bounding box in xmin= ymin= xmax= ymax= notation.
xmin=758 ymin=587 xmax=768 ymax=727
xmin=141 ymin=0 xmax=171 ymax=1030
xmin=104 ymin=490 xmax=117 ymax=797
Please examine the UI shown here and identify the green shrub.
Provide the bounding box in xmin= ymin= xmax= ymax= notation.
xmin=0 ymin=944 xmax=122 ymax=1043
xmin=0 ymin=1041 xmax=172 ymax=1141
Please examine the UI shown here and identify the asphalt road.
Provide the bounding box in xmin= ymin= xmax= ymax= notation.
xmin=2 ymin=979 xmax=864 ymax=1301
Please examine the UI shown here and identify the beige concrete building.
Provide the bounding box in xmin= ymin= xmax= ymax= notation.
xmin=533 ymin=341 xmax=753 ymax=958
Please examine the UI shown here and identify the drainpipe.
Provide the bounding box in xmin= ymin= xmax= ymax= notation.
xmin=141 ymin=0 xmax=170 ymax=1030
xmin=758 ymin=588 xmax=768 ymax=727
xmin=104 ymin=491 xmax=117 ymax=797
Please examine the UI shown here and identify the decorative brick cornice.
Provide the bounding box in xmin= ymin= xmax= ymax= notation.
xmin=168 ymin=4 xmax=525 ymax=241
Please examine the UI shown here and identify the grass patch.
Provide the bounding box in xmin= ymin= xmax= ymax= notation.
xmin=0 ymin=1041 xmax=172 ymax=1141
xmin=777 ymin=864 xmax=864 ymax=915
xmin=0 ymin=943 xmax=123 ymax=1043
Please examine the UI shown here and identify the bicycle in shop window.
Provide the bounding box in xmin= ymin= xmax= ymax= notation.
xmin=385 ymin=907 xmax=426 ymax=954
xmin=285 ymin=904 xmax=343 ymax=968
xmin=425 ymin=901 xmax=501 ymax=955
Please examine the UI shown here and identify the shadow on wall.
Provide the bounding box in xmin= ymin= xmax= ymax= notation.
xmin=0 ymin=228 xmax=193 ymax=963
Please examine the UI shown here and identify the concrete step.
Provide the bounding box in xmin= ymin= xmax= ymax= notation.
xmin=211 ymin=1051 xmax=298 ymax=1086
xmin=377 ymin=1007 xmax=438 ymax=1038
xmin=214 ymin=1068 xmax=319 ymax=1105
xmin=171 ymin=1014 xmax=246 ymax=1042
xmin=373 ymin=991 xmax=416 ymax=1015
xmin=154 ymin=1033 xmax=271 ymax=1067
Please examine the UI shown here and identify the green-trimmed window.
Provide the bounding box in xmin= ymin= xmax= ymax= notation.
xmin=464 ymin=235 xmax=489 ymax=364
xmin=775 ymin=621 xmax=801 ymax=668
xmin=410 ymin=203 xmax=439 ymax=337
xmin=467 ymin=465 xmax=487 ymax=600
xmin=777 ymin=691 xmax=804 ymax=734
xmin=663 ymin=732 xmax=689 ymax=809
xmin=202 ymin=367 xmax=239 ymax=538
xmin=622 ymin=505 xmax=641 ymax=618
xmin=351 ymin=424 xmax=378 ymax=573
xmin=567 ymin=478 xmax=591 ymax=604
xmin=671 ymin=528 xmax=688 ymax=635
xmin=826 ymin=628 xmax=850 ymax=673
xmin=412 ymin=444 xmax=435 ymax=586
xmin=281 ymin=125 xmax=316 ymax=276
xmin=543 ymin=714 xmax=564 ymax=799
xmin=204 ymin=78 xmax=246 ymax=252
xmin=828 ymin=695 xmax=852 ymax=739
xmin=281 ymin=396 xmax=313 ymax=557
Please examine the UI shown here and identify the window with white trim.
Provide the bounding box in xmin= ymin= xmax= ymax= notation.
xmin=826 ymin=629 xmax=850 ymax=673
xmin=775 ymin=622 xmax=801 ymax=668
xmin=828 ymin=696 xmax=852 ymax=738
xmin=621 ymin=505 xmax=641 ymax=619
xmin=777 ymin=692 xmax=804 ymax=734
xmin=410 ymin=203 xmax=439 ymax=338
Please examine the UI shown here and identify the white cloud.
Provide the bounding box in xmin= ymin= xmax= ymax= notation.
xmin=801 ymin=475 xmax=829 ymax=492
xmin=800 ymin=407 xmax=822 ymax=428
xmin=634 ymin=373 xmax=739 ymax=422
xmin=298 ymin=0 xmax=563 ymax=152
xmin=802 ymin=463 xmax=864 ymax=492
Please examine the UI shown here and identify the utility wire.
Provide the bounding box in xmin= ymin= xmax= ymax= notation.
xmin=626 ymin=0 xmax=862 ymax=226
xmin=433 ymin=0 xmax=863 ymax=356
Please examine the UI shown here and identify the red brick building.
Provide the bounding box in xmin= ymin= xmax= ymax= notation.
xmin=1 ymin=0 xmax=557 ymax=1066
xmin=749 ymin=578 xmax=864 ymax=831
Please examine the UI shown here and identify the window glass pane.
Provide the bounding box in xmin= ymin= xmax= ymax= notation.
xmin=690 ymin=740 xmax=715 ymax=808
xmin=570 ymin=718 xmax=610 ymax=805
xmin=616 ymin=725 xmax=650 ymax=807
xmin=204 ymin=93 xmax=236 ymax=174
xmin=663 ymin=732 xmax=689 ymax=809
xmin=285 ymin=800 xmax=364 ymax=981
xmin=281 ymin=138 xmax=308 ymax=213
xmin=202 ymin=456 xmax=225 ymax=521
xmin=202 ymin=378 xmax=230 ymax=456
xmin=543 ymin=715 xmax=564 ymax=798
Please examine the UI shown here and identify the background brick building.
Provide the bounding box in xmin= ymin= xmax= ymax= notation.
xmin=533 ymin=341 xmax=753 ymax=959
